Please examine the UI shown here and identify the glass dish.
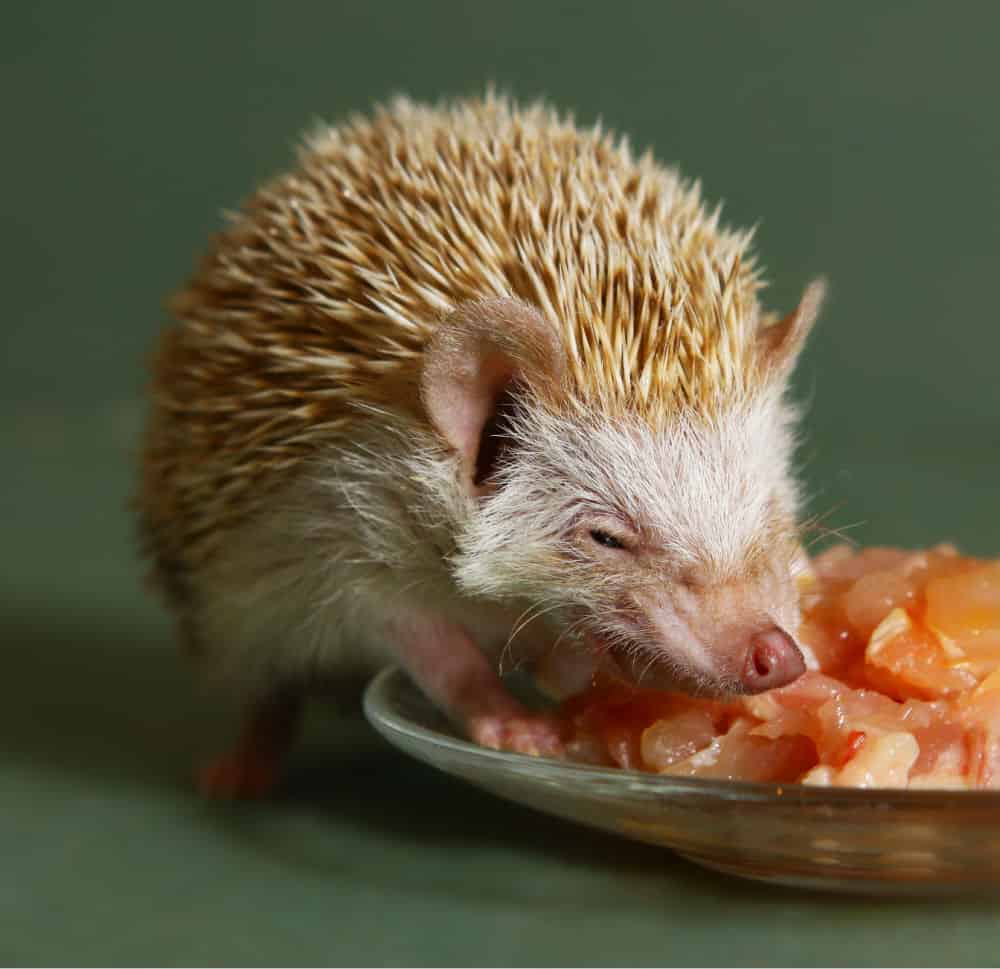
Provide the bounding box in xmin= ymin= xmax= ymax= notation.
xmin=364 ymin=666 xmax=1000 ymax=895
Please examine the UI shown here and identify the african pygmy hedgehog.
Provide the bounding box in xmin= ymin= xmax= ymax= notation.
xmin=140 ymin=94 xmax=824 ymax=794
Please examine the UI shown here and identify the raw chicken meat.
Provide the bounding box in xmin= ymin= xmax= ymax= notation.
xmin=560 ymin=545 xmax=1000 ymax=789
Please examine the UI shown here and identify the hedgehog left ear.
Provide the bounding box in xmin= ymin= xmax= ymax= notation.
xmin=421 ymin=298 xmax=564 ymax=495
xmin=760 ymin=278 xmax=827 ymax=375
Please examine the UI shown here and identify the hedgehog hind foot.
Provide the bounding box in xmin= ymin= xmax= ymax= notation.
xmin=197 ymin=691 xmax=303 ymax=799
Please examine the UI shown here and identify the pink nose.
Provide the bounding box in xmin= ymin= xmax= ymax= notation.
xmin=740 ymin=626 xmax=805 ymax=693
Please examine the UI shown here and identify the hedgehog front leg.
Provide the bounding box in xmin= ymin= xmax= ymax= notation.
xmin=388 ymin=610 xmax=566 ymax=758
xmin=198 ymin=690 xmax=303 ymax=798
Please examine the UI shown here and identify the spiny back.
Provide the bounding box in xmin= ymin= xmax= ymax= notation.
xmin=142 ymin=94 xmax=764 ymax=571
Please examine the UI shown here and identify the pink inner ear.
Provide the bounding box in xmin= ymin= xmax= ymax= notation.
xmin=428 ymin=349 xmax=515 ymax=483
xmin=421 ymin=296 xmax=564 ymax=491
xmin=474 ymin=381 xmax=521 ymax=487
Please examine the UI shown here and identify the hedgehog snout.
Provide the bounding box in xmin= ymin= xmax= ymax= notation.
xmin=615 ymin=575 xmax=806 ymax=696
xmin=739 ymin=625 xmax=805 ymax=693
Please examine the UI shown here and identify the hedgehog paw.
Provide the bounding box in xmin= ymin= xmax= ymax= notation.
xmin=197 ymin=692 xmax=302 ymax=799
xmin=197 ymin=750 xmax=282 ymax=799
xmin=468 ymin=713 xmax=566 ymax=758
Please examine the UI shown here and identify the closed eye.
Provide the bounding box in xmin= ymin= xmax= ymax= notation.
xmin=589 ymin=529 xmax=626 ymax=550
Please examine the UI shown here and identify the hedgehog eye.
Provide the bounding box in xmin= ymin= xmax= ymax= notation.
xmin=589 ymin=529 xmax=626 ymax=550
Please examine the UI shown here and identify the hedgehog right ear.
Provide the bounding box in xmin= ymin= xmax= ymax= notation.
xmin=421 ymin=298 xmax=563 ymax=495
xmin=759 ymin=278 xmax=827 ymax=376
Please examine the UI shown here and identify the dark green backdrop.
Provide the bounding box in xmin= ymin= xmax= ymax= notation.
xmin=4 ymin=2 xmax=1000 ymax=965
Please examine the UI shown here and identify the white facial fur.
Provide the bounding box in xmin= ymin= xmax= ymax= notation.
xmin=451 ymin=385 xmax=807 ymax=694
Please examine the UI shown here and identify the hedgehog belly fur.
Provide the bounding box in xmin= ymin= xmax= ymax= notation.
xmin=180 ymin=417 xmax=551 ymax=696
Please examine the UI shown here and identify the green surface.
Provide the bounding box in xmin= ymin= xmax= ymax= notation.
xmin=5 ymin=1 xmax=1000 ymax=964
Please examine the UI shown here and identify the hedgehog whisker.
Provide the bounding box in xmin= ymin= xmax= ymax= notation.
xmin=804 ymin=518 xmax=867 ymax=549
xmin=549 ymin=615 xmax=593 ymax=655
xmin=500 ymin=598 xmax=565 ymax=674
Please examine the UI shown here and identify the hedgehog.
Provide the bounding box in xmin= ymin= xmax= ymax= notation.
xmin=140 ymin=93 xmax=825 ymax=795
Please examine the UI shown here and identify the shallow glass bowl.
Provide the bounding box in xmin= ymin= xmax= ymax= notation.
xmin=364 ymin=666 xmax=1000 ymax=895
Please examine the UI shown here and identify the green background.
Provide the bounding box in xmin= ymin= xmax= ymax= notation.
xmin=4 ymin=1 xmax=1000 ymax=964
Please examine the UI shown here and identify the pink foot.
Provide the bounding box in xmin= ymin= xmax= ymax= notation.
xmin=196 ymin=693 xmax=301 ymax=799
xmin=197 ymin=751 xmax=281 ymax=799
xmin=468 ymin=713 xmax=566 ymax=758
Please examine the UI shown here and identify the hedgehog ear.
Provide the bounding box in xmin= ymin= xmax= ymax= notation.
xmin=421 ymin=298 xmax=563 ymax=495
xmin=760 ymin=278 xmax=827 ymax=376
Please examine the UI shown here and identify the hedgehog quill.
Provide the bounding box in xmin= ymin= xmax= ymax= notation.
xmin=140 ymin=95 xmax=825 ymax=795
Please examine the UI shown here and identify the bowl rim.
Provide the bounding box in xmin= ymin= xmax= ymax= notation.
xmin=364 ymin=665 xmax=1000 ymax=808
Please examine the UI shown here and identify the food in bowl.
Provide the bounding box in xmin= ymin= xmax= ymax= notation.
xmin=560 ymin=544 xmax=1000 ymax=789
